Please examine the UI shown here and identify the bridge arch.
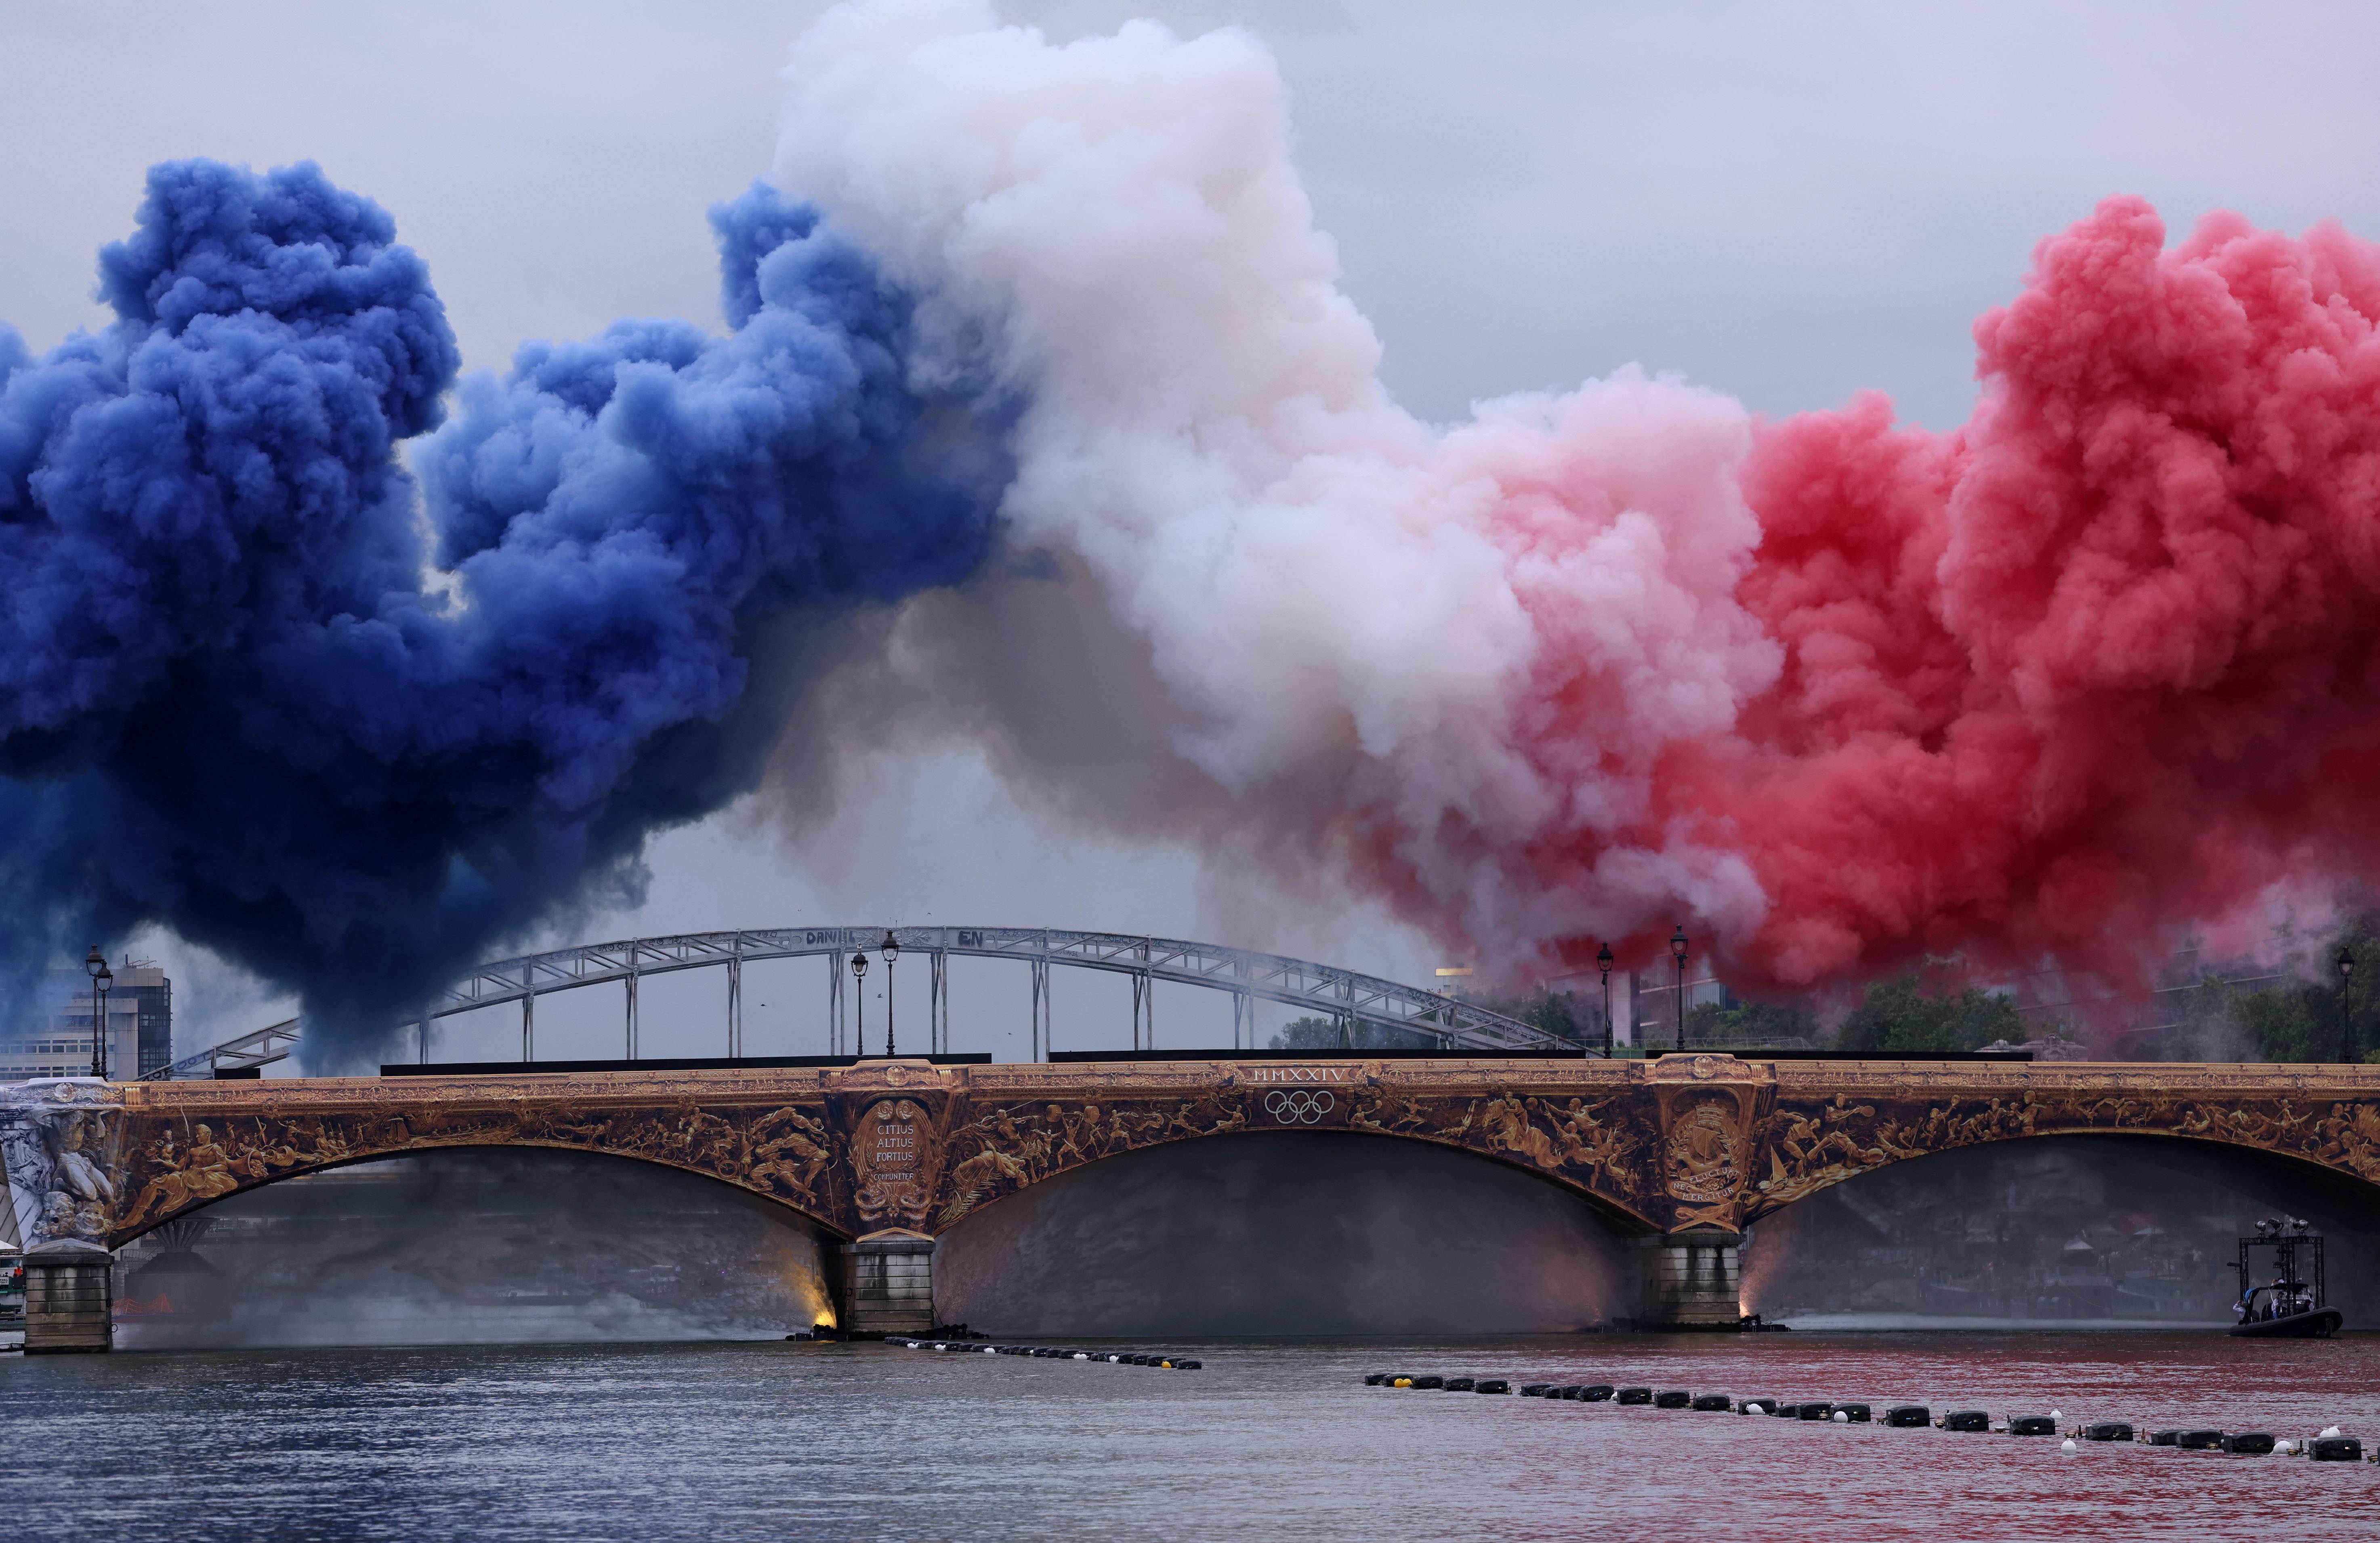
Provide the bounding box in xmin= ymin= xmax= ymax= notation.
xmin=933 ymin=1116 xmax=1662 ymax=1237
xmin=105 ymin=1099 xmax=849 ymax=1249
xmin=1739 ymin=1129 xmax=2380 ymax=1325
xmin=1740 ymin=1078 xmax=2380 ymax=1229
xmin=933 ymin=1127 xmax=1640 ymax=1335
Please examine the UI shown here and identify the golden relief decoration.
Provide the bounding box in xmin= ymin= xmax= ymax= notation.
xmin=851 ymin=1097 xmax=935 ymax=1227
xmin=27 ymin=1057 xmax=2380 ymax=1253
xmin=1742 ymin=1084 xmax=2380 ymax=1222
xmin=110 ymin=1093 xmax=842 ymax=1239
xmin=928 ymin=1074 xmax=1662 ymax=1230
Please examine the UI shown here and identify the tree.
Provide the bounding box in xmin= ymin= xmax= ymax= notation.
xmin=2228 ymin=915 xmax=2380 ymax=1062
xmin=1832 ymin=973 xmax=2026 ymax=1053
xmin=1684 ymin=997 xmax=1820 ymax=1048
xmin=1268 ymin=1015 xmax=1436 ymax=1051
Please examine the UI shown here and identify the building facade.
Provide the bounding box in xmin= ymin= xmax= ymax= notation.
xmin=0 ymin=961 xmax=171 ymax=1082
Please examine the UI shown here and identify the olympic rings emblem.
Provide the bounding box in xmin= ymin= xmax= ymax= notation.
xmin=1263 ymin=1089 xmax=1336 ymax=1125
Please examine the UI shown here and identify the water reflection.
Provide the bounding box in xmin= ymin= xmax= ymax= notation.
xmin=5 ymin=1334 xmax=2378 ymax=1541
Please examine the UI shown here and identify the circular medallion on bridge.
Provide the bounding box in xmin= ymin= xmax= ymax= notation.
xmin=885 ymin=1063 xmax=908 ymax=1087
xmin=1691 ymin=1055 xmax=1720 ymax=1081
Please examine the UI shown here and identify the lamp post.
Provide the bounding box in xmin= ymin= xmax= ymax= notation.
xmin=882 ymin=931 xmax=901 ymax=1058
xmin=2340 ymin=946 xmax=2357 ymax=1064
xmin=1670 ymin=926 xmax=1689 ymax=1055
xmin=1596 ymin=943 xmax=1615 ymax=1059
xmin=84 ymin=946 xmax=112 ymax=1081
xmin=851 ymin=950 xmax=870 ymax=1057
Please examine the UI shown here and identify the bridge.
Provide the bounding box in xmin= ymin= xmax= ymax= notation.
xmin=12 ymin=1047 xmax=2380 ymax=1350
xmin=153 ymin=925 xmax=1573 ymax=1078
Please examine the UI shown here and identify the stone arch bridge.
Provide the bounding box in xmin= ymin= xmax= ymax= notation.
xmin=11 ymin=1053 xmax=2380 ymax=1347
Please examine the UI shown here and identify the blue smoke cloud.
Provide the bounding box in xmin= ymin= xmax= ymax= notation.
xmin=0 ymin=160 xmax=1006 ymax=1061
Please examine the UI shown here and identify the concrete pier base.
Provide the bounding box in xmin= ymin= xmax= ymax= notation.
xmin=23 ymin=1252 xmax=114 ymax=1353
xmin=1643 ymin=1228 xmax=1742 ymax=1329
xmin=843 ymin=1229 xmax=935 ymax=1334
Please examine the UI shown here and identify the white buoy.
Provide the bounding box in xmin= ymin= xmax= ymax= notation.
xmin=2277 ymin=1439 xmax=2300 ymax=1455
xmin=2323 ymin=1425 xmax=2344 ymax=1438
xmin=2061 ymin=1438 xmax=2078 ymax=1455
xmin=1832 ymin=1411 xmax=1849 ymax=1423
xmin=2050 ymin=1408 xmax=2063 ymax=1421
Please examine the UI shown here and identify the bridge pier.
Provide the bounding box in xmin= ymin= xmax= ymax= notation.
xmin=22 ymin=1252 xmax=114 ymax=1354
xmin=1642 ymin=1228 xmax=1741 ymax=1329
xmin=842 ymin=1229 xmax=936 ymax=1335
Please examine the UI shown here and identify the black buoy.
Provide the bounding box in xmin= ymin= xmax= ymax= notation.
xmin=2176 ymin=1430 xmax=2225 ymax=1451
xmin=1581 ymin=1384 xmax=1617 ymax=1402
xmin=1833 ymin=1403 xmax=1872 ymax=1423
xmin=1176 ymin=1359 xmax=1202 ymax=1370
xmin=1653 ymin=1390 xmax=1692 ymax=1408
xmin=1410 ymin=1375 xmax=1444 ymax=1390
xmin=1943 ymin=1410 xmax=1990 ymax=1432
xmin=2083 ymin=1422 xmax=2132 ymax=1442
xmin=1691 ymin=1394 xmax=1733 ymax=1412
xmin=1520 ymin=1383 xmax=1554 ymax=1397
xmin=1796 ymin=1402 xmax=1834 ymax=1421
xmin=1735 ymin=1399 xmax=1773 ymax=1415
xmin=2009 ymin=1416 xmax=2058 ymax=1437
xmin=2222 ymin=1432 xmax=2275 ymax=1455
xmin=2147 ymin=1430 xmax=2180 ymax=1446
xmin=1475 ymin=1379 xmax=1510 ymax=1394
xmin=1364 ymin=1373 xmax=1389 ymax=1386
xmin=2311 ymin=1436 xmax=2363 ymax=1461
xmin=1616 ymin=1387 xmax=1653 ymax=1405
xmin=1443 ymin=1377 xmax=1477 ymax=1392
xmin=1883 ymin=1406 xmax=1929 ymax=1428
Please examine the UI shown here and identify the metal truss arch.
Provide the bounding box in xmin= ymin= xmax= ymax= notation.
xmin=155 ymin=925 xmax=1580 ymax=1077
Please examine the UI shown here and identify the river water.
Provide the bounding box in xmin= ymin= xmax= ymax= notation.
xmin=4 ymin=1332 xmax=2376 ymax=1541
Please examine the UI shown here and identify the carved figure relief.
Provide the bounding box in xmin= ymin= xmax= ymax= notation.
xmin=2 ymin=1083 xmax=125 ymax=1253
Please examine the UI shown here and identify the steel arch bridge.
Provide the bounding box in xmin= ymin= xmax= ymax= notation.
xmin=157 ymin=925 xmax=1578 ymax=1078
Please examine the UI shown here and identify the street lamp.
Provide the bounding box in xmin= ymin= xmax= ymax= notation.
xmin=84 ymin=946 xmax=112 ymax=1080
xmin=1596 ymin=943 xmax=1615 ymax=1059
xmin=1670 ymin=926 xmax=1689 ymax=1055
xmin=2340 ymin=946 xmax=2357 ymax=1064
xmin=851 ymin=950 xmax=870 ymax=1057
xmin=881 ymin=931 xmax=901 ymax=1058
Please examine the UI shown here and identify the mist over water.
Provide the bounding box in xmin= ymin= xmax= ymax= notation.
xmin=934 ymin=1131 xmax=1630 ymax=1335
xmin=1743 ymin=1136 xmax=2380 ymax=1329
xmin=112 ymin=1150 xmax=832 ymax=1350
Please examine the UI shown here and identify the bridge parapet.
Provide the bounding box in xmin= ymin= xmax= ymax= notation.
xmin=13 ymin=1056 xmax=2380 ymax=1345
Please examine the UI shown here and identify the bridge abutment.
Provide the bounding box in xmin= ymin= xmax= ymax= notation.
xmin=1642 ymin=1228 xmax=1741 ymax=1329
xmin=843 ymin=1229 xmax=936 ymax=1335
xmin=22 ymin=1252 xmax=114 ymax=1353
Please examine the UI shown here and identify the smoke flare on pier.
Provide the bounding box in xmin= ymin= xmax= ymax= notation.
xmin=779 ymin=0 xmax=2380 ymax=998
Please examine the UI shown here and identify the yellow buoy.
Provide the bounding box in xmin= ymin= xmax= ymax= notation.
xmin=1393 ymin=1377 xmax=1412 ymax=1388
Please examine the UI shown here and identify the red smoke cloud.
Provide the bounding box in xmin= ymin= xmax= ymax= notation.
xmin=1534 ymin=197 xmax=2380 ymax=993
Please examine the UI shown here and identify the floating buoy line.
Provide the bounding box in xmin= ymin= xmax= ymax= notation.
xmin=888 ymin=1336 xmax=1202 ymax=1369
xmin=1360 ymin=1375 xmax=2365 ymax=1462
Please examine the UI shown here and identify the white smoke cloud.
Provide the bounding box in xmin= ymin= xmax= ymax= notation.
xmin=774 ymin=0 xmax=1778 ymax=970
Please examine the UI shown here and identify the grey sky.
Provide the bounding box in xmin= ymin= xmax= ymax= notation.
xmin=7 ymin=0 xmax=2375 ymax=1059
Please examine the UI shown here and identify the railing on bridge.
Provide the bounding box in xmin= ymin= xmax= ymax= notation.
xmin=151 ymin=925 xmax=1580 ymax=1078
